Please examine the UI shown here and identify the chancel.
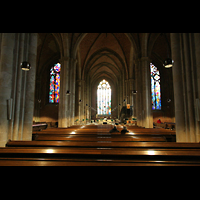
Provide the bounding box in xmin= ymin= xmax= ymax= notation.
xmin=0 ymin=33 xmax=200 ymax=166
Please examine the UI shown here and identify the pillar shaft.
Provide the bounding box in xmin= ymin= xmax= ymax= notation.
xmin=0 ymin=33 xmax=15 ymax=146
xmin=58 ymin=56 xmax=70 ymax=128
xmin=22 ymin=33 xmax=37 ymax=140
xmin=171 ymin=33 xmax=186 ymax=142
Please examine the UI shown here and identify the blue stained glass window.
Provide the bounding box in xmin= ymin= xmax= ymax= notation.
xmin=150 ymin=63 xmax=161 ymax=110
xmin=49 ymin=63 xmax=61 ymax=103
xmin=97 ymin=79 xmax=111 ymax=115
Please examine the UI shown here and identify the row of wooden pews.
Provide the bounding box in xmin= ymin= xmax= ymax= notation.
xmin=1 ymin=124 xmax=200 ymax=166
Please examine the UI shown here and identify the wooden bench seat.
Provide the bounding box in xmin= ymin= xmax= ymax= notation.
xmin=6 ymin=140 xmax=200 ymax=149
xmin=6 ymin=137 xmax=167 ymax=147
xmin=32 ymin=125 xmax=176 ymax=142
xmin=1 ymin=144 xmax=200 ymax=166
xmin=32 ymin=135 xmax=167 ymax=142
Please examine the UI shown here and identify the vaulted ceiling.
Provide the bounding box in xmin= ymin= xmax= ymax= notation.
xmin=78 ymin=33 xmax=132 ymax=85
xmin=36 ymin=33 xmax=171 ymax=86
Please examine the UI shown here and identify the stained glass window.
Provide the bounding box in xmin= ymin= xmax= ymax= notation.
xmin=150 ymin=63 xmax=161 ymax=110
xmin=97 ymin=79 xmax=111 ymax=115
xmin=49 ymin=63 xmax=61 ymax=103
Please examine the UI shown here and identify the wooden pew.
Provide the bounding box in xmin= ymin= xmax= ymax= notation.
xmin=7 ymin=136 xmax=167 ymax=147
xmin=32 ymin=124 xmax=176 ymax=142
xmin=1 ymin=143 xmax=200 ymax=166
xmin=32 ymin=135 xmax=167 ymax=142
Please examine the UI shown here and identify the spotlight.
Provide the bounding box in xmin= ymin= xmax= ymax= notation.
xmin=21 ymin=61 xmax=31 ymax=71
xmin=163 ymin=58 xmax=174 ymax=68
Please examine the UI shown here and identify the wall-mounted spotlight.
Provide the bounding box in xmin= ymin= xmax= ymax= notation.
xmin=163 ymin=58 xmax=174 ymax=68
xmin=21 ymin=61 xmax=31 ymax=71
xmin=66 ymin=90 xmax=71 ymax=95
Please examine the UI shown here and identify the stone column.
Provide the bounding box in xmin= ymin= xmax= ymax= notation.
xmin=194 ymin=33 xmax=200 ymax=142
xmin=141 ymin=57 xmax=153 ymax=128
xmin=58 ymin=56 xmax=70 ymax=128
xmin=129 ymin=78 xmax=134 ymax=118
xmin=0 ymin=33 xmax=15 ymax=146
xmin=171 ymin=33 xmax=186 ymax=142
xmin=12 ymin=33 xmax=25 ymax=140
xmin=22 ymin=33 xmax=37 ymax=140
xmin=69 ymin=58 xmax=77 ymax=126
xmin=76 ymin=79 xmax=82 ymax=122
xmin=183 ymin=33 xmax=196 ymax=142
xmin=135 ymin=59 xmax=142 ymax=126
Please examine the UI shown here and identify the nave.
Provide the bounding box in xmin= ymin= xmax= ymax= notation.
xmin=1 ymin=124 xmax=200 ymax=166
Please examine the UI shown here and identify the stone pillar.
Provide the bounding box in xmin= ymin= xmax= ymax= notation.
xmin=141 ymin=57 xmax=153 ymax=128
xmin=75 ymin=79 xmax=82 ymax=123
xmin=171 ymin=33 xmax=186 ymax=142
xmin=183 ymin=33 xmax=196 ymax=142
xmin=69 ymin=58 xmax=77 ymax=126
xmin=11 ymin=33 xmax=25 ymax=140
xmin=80 ymin=80 xmax=85 ymax=123
xmin=135 ymin=59 xmax=142 ymax=126
xmin=194 ymin=33 xmax=200 ymax=142
xmin=22 ymin=33 xmax=37 ymax=140
xmin=0 ymin=33 xmax=37 ymax=145
xmin=129 ymin=78 xmax=134 ymax=118
xmin=0 ymin=33 xmax=15 ymax=146
xmin=58 ymin=56 xmax=70 ymax=128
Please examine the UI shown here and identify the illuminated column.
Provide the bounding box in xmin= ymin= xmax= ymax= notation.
xmin=171 ymin=33 xmax=186 ymax=142
xmin=141 ymin=57 xmax=153 ymax=128
xmin=0 ymin=33 xmax=15 ymax=146
xmin=22 ymin=33 xmax=37 ymax=140
xmin=135 ymin=59 xmax=142 ymax=126
xmin=76 ymin=79 xmax=82 ymax=122
xmin=194 ymin=33 xmax=200 ymax=142
xmin=12 ymin=33 xmax=26 ymax=140
xmin=129 ymin=78 xmax=134 ymax=118
xmin=58 ymin=56 xmax=70 ymax=128
xmin=183 ymin=33 xmax=196 ymax=142
xmin=69 ymin=58 xmax=77 ymax=126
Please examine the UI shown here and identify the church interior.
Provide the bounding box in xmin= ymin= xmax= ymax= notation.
xmin=0 ymin=33 xmax=200 ymax=166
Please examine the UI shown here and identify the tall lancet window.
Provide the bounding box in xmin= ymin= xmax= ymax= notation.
xmin=150 ymin=63 xmax=161 ymax=110
xmin=49 ymin=63 xmax=61 ymax=103
xmin=97 ymin=79 xmax=111 ymax=115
